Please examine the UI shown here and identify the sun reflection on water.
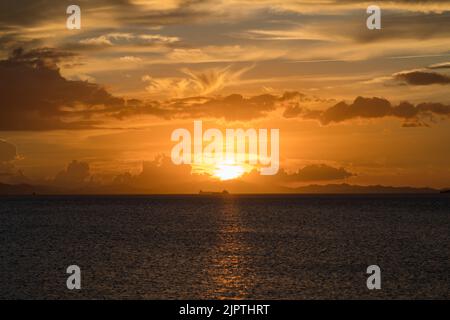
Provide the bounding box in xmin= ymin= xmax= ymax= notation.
xmin=205 ymin=197 xmax=255 ymax=299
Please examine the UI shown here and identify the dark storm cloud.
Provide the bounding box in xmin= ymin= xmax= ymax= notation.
xmin=0 ymin=48 xmax=127 ymax=131
xmin=394 ymin=71 xmax=450 ymax=85
xmin=287 ymin=96 xmax=450 ymax=126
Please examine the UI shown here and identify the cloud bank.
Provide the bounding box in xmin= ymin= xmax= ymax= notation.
xmin=0 ymin=48 xmax=126 ymax=130
xmin=1 ymin=48 xmax=449 ymax=131
xmin=289 ymin=97 xmax=450 ymax=127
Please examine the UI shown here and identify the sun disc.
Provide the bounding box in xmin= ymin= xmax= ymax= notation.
xmin=213 ymin=164 xmax=245 ymax=181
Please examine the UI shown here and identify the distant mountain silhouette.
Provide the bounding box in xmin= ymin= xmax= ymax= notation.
xmin=0 ymin=183 xmax=57 ymax=195
xmin=0 ymin=182 xmax=440 ymax=195
xmin=291 ymin=183 xmax=437 ymax=194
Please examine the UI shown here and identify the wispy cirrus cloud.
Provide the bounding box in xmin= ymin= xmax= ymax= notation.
xmin=78 ymin=32 xmax=180 ymax=48
xmin=428 ymin=62 xmax=450 ymax=70
xmin=142 ymin=65 xmax=253 ymax=98
xmin=119 ymin=56 xmax=143 ymax=62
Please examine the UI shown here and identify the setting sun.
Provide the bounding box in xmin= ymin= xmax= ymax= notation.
xmin=1 ymin=0 xmax=449 ymax=302
xmin=213 ymin=164 xmax=245 ymax=181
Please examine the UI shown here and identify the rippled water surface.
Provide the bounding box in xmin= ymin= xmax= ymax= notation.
xmin=0 ymin=194 xmax=449 ymax=299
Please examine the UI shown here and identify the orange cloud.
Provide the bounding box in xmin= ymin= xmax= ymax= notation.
xmin=47 ymin=156 xmax=356 ymax=194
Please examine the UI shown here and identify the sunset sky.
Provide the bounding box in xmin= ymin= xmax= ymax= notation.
xmin=0 ymin=0 xmax=449 ymax=192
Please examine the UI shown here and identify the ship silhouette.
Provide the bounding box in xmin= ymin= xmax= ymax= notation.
xmin=199 ymin=190 xmax=230 ymax=196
